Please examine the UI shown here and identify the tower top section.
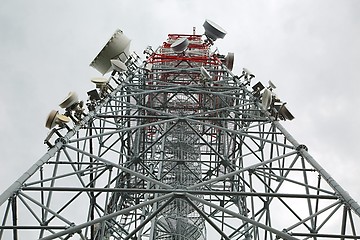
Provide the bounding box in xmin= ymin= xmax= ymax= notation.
xmin=144 ymin=20 xmax=233 ymax=71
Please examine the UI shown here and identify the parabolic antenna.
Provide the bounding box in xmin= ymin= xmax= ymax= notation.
xmin=57 ymin=114 xmax=70 ymax=123
xmin=45 ymin=110 xmax=70 ymax=129
xmin=91 ymin=77 xmax=109 ymax=88
xmin=110 ymin=59 xmax=128 ymax=72
xmin=200 ymin=66 xmax=211 ymax=80
xmin=224 ymin=52 xmax=234 ymax=71
xmin=90 ymin=29 xmax=131 ymax=75
xmin=268 ymin=80 xmax=276 ymax=89
xmin=203 ymin=19 xmax=227 ymax=41
xmin=261 ymin=88 xmax=272 ymax=110
xmin=243 ymin=68 xmax=255 ymax=78
xmin=171 ymin=37 xmax=189 ymax=53
xmin=59 ymin=92 xmax=78 ymax=109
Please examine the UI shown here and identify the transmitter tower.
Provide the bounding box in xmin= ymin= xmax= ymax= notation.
xmin=1 ymin=20 xmax=360 ymax=240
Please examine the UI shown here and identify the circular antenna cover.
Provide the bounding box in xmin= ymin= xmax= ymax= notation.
xmin=57 ymin=114 xmax=70 ymax=123
xmin=90 ymin=29 xmax=131 ymax=75
xmin=45 ymin=110 xmax=58 ymax=129
xmin=91 ymin=77 xmax=109 ymax=88
xmin=110 ymin=59 xmax=128 ymax=72
xmin=91 ymin=77 xmax=109 ymax=84
xmin=224 ymin=52 xmax=234 ymax=71
xmin=59 ymin=92 xmax=79 ymax=109
xmin=171 ymin=37 xmax=189 ymax=53
xmin=203 ymin=19 xmax=227 ymax=41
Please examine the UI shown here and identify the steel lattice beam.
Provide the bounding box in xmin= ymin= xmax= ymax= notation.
xmin=0 ymin=22 xmax=359 ymax=240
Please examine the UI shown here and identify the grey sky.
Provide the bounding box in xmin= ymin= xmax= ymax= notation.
xmin=1 ymin=0 xmax=360 ymax=208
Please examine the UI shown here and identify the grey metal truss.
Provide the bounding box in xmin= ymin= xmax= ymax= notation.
xmin=0 ymin=31 xmax=360 ymax=240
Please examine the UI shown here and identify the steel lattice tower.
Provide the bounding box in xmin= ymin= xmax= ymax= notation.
xmin=1 ymin=20 xmax=360 ymax=240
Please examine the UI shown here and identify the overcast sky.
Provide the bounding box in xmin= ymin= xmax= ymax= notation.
xmin=0 ymin=0 xmax=360 ymax=207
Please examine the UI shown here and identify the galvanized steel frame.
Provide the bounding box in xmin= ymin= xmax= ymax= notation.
xmin=0 ymin=32 xmax=359 ymax=240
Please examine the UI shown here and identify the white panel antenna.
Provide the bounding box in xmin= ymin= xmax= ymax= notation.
xmin=262 ymin=88 xmax=272 ymax=110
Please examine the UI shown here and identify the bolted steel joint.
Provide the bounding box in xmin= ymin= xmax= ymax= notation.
xmin=296 ymin=144 xmax=308 ymax=151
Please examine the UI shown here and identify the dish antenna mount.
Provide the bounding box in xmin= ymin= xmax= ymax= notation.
xmin=90 ymin=29 xmax=131 ymax=75
xmin=203 ymin=19 xmax=227 ymax=42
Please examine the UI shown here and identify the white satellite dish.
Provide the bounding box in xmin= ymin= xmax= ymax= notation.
xmin=268 ymin=80 xmax=276 ymax=89
xmin=224 ymin=52 xmax=234 ymax=71
xmin=110 ymin=59 xmax=128 ymax=72
xmin=200 ymin=66 xmax=211 ymax=80
xmin=45 ymin=110 xmax=70 ymax=129
xmin=171 ymin=37 xmax=189 ymax=53
xmin=203 ymin=19 xmax=227 ymax=41
xmin=261 ymin=88 xmax=272 ymax=110
xmin=90 ymin=29 xmax=131 ymax=75
xmin=91 ymin=77 xmax=109 ymax=88
xmin=243 ymin=68 xmax=255 ymax=78
xmin=59 ymin=92 xmax=78 ymax=109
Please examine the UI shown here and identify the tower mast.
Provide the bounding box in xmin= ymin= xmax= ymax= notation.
xmin=0 ymin=20 xmax=359 ymax=240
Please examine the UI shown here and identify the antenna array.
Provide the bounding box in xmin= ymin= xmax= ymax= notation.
xmin=0 ymin=20 xmax=359 ymax=240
